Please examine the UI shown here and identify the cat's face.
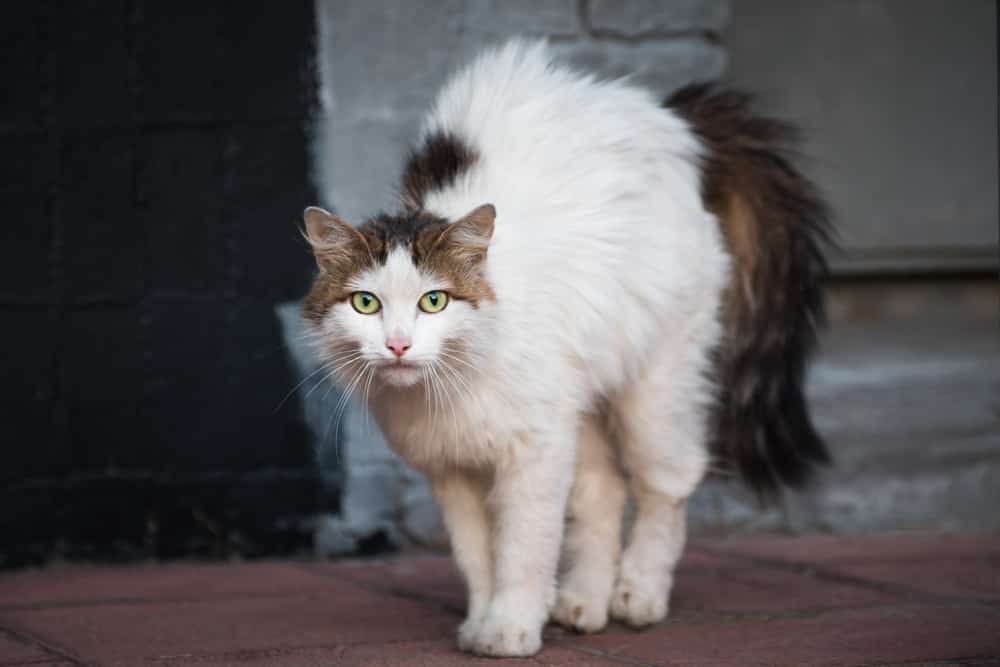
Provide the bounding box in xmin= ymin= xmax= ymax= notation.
xmin=302 ymin=205 xmax=495 ymax=389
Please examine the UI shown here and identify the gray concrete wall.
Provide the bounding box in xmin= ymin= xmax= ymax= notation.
xmin=725 ymin=0 xmax=999 ymax=274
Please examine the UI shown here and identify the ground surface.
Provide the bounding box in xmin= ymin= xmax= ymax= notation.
xmin=1 ymin=533 xmax=998 ymax=666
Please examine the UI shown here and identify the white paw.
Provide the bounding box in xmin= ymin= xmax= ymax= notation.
xmin=609 ymin=576 xmax=670 ymax=628
xmin=551 ymin=588 xmax=609 ymax=633
xmin=464 ymin=599 xmax=544 ymax=657
xmin=457 ymin=614 xmax=484 ymax=653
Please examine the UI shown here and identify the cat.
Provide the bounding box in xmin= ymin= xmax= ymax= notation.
xmin=301 ymin=39 xmax=830 ymax=657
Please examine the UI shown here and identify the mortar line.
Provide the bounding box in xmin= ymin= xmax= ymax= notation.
xmin=564 ymin=644 xmax=662 ymax=667
xmin=695 ymin=544 xmax=1000 ymax=616
xmin=289 ymin=561 xmax=466 ymax=617
xmin=0 ymin=625 xmax=91 ymax=667
xmin=576 ymin=0 xmax=721 ymax=45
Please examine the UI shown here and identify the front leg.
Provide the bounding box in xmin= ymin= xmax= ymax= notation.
xmin=471 ymin=427 xmax=575 ymax=657
xmin=429 ymin=472 xmax=493 ymax=651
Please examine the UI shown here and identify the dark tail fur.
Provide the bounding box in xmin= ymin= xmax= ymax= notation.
xmin=667 ymin=84 xmax=833 ymax=497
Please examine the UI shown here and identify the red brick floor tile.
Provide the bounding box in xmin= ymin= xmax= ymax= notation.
xmin=666 ymin=562 xmax=897 ymax=616
xmin=831 ymin=555 xmax=1000 ymax=602
xmin=0 ymin=561 xmax=337 ymax=609
xmin=156 ymin=639 xmax=618 ymax=666
xmin=0 ymin=632 xmax=54 ymax=665
xmin=702 ymin=533 xmax=1000 ymax=566
xmin=2 ymin=536 xmax=998 ymax=666
xmin=320 ymin=639 xmax=616 ymax=667
xmin=0 ymin=583 xmax=454 ymax=666
xmin=303 ymin=555 xmax=466 ymax=612
xmin=565 ymin=605 xmax=1000 ymax=667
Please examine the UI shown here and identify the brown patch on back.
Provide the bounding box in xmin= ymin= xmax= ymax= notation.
xmin=401 ymin=132 xmax=478 ymax=211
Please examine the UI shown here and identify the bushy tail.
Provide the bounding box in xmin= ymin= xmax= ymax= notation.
xmin=667 ymin=84 xmax=833 ymax=497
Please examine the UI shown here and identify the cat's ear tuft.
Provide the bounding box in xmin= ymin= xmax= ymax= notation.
xmin=303 ymin=206 xmax=335 ymax=246
xmin=302 ymin=206 xmax=369 ymax=273
xmin=441 ymin=204 xmax=495 ymax=265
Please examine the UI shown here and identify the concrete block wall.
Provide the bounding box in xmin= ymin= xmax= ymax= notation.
xmin=307 ymin=0 xmax=730 ymax=553
xmin=1 ymin=1 xmax=323 ymax=567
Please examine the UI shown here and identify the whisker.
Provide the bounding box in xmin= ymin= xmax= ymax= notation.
xmin=438 ymin=358 xmax=476 ymax=401
xmin=325 ymin=360 xmax=371 ymax=463
xmin=273 ymin=362 xmax=330 ymax=414
xmin=303 ymin=354 xmax=362 ymax=402
xmin=426 ymin=362 xmax=445 ymax=446
xmin=361 ymin=363 xmax=377 ymax=436
xmin=437 ymin=348 xmax=480 ymax=374
xmin=431 ymin=361 xmax=461 ymax=435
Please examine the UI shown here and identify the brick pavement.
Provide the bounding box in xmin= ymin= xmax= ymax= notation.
xmin=1 ymin=533 xmax=997 ymax=666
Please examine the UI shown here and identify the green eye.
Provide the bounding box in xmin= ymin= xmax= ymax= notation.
xmin=350 ymin=291 xmax=381 ymax=314
xmin=418 ymin=290 xmax=449 ymax=313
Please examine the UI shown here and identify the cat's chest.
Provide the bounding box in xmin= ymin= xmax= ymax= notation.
xmin=371 ymin=383 xmax=520 ymax=471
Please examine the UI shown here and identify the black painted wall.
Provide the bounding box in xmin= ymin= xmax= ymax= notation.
xmin=1 ymin=2 xmax=327 ymax=567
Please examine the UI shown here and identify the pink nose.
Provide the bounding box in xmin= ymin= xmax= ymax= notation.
xmin=386 ymin=337 xmax=411 ymax=358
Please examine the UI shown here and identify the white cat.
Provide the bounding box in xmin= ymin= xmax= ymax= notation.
xmin=302 ymin=39 xmax=830 ymax=657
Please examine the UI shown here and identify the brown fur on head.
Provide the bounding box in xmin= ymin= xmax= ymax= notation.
xmin=302 ymin=205 xmax=497 ymax=324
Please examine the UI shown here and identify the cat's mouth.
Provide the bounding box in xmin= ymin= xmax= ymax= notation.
xmin=377 ymin=359 xmax=425 ymax=387
xmin=380 ymin=358 xmax=422 ymax=369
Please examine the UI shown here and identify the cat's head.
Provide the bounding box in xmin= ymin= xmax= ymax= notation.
xmin=302 ymin=204 xmax=496 ymax=389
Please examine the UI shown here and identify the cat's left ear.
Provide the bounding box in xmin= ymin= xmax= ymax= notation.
xmin=438 ymin=204 xmax=495 ymax=266
xmin=302 ymin=206 xmax=371 ymax=274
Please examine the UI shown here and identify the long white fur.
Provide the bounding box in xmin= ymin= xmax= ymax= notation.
xmin=314 ymin=39 xmax=729 ymax=657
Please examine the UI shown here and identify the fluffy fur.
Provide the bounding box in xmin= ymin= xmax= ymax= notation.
xmin=302 ymin=40 xmax=829 ymax=657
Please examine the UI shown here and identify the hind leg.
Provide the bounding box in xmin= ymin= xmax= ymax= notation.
xmin=552 ymin=415 xmax=627 ymax=633
xmin=608 ymin=328 xmax=715 ymax=627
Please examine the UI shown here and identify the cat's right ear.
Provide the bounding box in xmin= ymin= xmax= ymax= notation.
xmin=303 ymin=207 xmax=370 ymax=274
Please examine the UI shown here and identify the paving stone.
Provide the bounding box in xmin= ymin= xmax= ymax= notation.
xmin=309 ymin=556 xmax=466 ymax=611
xmin=0 ymin=583 xmax=453 ymax=666
xmin=2 ymin=536 xmax=998 ymax=664
xmin=334 ymin=639 xmax=617 ymax=667
xmin=568 ymin=605 xmax=1000 ymax=667
xmin=703 ymin=533 xmax=1000 ymax=565
xmin=667 ymin=559 xmax=897 ymax=617
xmin=162 ymin=639 xmax=615 ymax=666
xmin=0 ymin=633 xmax=54 ymax=664
xmin=831 ymin=556 xmax=1000 ymax=603
xmin=0 ymin=561 xmax=345 ymax=608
